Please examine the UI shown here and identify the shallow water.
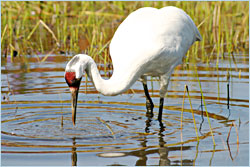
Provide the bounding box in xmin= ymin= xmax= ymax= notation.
xmin=1 ymin=53 xmax=249 ymax=166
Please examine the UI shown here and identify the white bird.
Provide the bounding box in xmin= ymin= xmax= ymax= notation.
xmin=65 ymin=6 xmax=202 ymax=125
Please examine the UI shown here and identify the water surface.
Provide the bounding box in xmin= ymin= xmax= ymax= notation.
xmin=1 ymin=52 xmax=249 ymax=166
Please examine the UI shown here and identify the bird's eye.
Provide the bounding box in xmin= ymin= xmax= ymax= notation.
xmin=65 ymin=77 xmax=82 ymax=88
xmin=71 ymin=78 xmax=82 ymax=86
xmin=65 ymin=72 xmax=82 ymax=87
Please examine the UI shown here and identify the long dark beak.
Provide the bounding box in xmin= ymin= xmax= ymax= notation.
xmin=70 ymin=87 xmax=79 ymax=126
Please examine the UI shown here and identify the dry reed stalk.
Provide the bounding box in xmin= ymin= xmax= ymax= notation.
xmin=186 ymin=85 xmax=199 ymax=142
xmin=180 ymin=84 xmax=187 ymax=143
xmin=96 ymin=117 xmax=116 ymax=139
xmin=1 ymin=24 xmax=8 ymax=45
xmin=194 ymin=65 xmax=215 ymax=145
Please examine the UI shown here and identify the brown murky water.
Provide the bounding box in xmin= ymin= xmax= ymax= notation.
xmin=1 ymin=52 xmax=249 ymax=166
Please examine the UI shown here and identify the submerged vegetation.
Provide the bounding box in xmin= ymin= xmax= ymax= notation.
xmin=1 ymin=1 xmax=249 ymax=65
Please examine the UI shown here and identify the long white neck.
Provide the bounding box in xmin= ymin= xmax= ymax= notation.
xmin=72 ymin=54 xmax=140 ymax=96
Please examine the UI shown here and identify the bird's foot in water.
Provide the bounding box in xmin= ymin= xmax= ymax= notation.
xmin=159 ymin=120 xmax=166 ymax=132
xmin=146 ymin=111 xmax=154 ymax=118
xmin=146 ymin=101 xmax=154 ymax=117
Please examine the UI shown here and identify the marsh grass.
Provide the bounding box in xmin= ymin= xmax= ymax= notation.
xmin=1 ymin=1 xmax=248 ymax=64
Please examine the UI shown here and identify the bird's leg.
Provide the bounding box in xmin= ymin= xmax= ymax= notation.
xmin=142 ymin=83 xmax=154 ymax=117
xmin=158 ymin=72 xmax=172 ymax=122
xmin=158 ymin=97 xmax=164 ymax=121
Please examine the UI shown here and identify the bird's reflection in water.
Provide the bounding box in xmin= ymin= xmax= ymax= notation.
xmin=71 ymin=137 xmax=77 ymax=166
xmin=127 ymin=116 xmax=171 ymax=166
xmin=157 ymin=120 xmax=170 ymax=166
xmin=70 ymin=115 xmax=193 ymax=166
xmin=129 ymin=116 xmax=194 ymax=166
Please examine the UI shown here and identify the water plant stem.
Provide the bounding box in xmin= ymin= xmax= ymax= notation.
xmin=180 ymin=84 xmax=187 ymax=143
xmin=194 ymin=65 xmax=215 ymax=146
xmin=186 ymin=85 xmax=199 ymax=142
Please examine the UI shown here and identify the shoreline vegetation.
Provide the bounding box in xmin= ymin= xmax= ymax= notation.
xmin=1 ymin=1 xmax=249 ymax=65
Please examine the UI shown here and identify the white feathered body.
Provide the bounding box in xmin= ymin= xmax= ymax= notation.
xmin=110 ymin=7 xmax=201 ymax=79
xmin=66 ymin=6 xmax=201 ymax=96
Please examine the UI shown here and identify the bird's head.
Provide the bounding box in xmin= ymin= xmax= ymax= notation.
xmin=65 ymin=55 xmax=88 ymax=126
xmin=65 ymin=54 xmax=95 ymax=126
xmin=65 ymin=71 xmax=82 ymax=126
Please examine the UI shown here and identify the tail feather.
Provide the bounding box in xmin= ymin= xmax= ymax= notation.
xmin=195 ymin=28 xmax=202 ymax=41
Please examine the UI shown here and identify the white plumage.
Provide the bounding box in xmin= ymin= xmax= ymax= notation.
xmin=65 ymin=6 xmax=201 ymax=124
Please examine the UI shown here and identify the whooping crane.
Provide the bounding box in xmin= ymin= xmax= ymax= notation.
xmin=65 ymin=6 xmax=202 ymax=125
